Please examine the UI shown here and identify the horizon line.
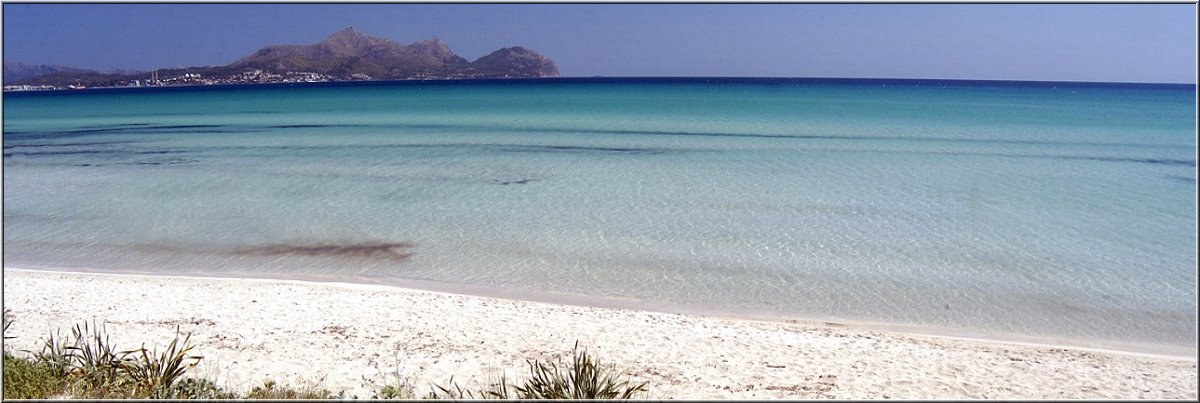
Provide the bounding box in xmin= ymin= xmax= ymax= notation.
xmin=6 ymin=54 xmax=1194 ymax=87
xmin=556 ymin=76 xmax=1198 ymax=86
xmin=6 ymin=76 xmax=1195 ymax=97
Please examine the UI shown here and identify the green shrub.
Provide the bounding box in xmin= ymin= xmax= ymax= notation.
xmin=3 ymin=352 xmax=67 ymax=399
xmin=15 ymin=320 xmax=211 ymax=399
xmin=245 ymin=379 xmax=340 ymax=399
xmin=376 ymin=383 xmax=415 ymax=399
xmin=161 ymin=377 xmax=236 ymax=399
xmin=372 ymin=351 xmax=417 ymax=399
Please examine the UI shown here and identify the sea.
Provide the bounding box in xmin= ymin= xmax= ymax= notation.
xmin=3 ymin=78 xmax=1196 ymax=354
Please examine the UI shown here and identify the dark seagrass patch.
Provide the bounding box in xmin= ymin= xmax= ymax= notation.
xmin=231 ymin=242 xmax=415 ymax=261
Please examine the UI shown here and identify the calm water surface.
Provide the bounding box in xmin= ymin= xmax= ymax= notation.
xmin=4 ymin=78 xmax=1196 ymax=352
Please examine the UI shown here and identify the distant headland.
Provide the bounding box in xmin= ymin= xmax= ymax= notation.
xmin=3 ymin=27 xmax=559 ymax=91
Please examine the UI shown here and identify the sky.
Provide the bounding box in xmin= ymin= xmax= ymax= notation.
xmin=1 ymin=3 xmax=1196 ymax=83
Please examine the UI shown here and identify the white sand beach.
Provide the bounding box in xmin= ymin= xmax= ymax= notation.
xmin=2 ymin=268 xmax=1196 ymax=399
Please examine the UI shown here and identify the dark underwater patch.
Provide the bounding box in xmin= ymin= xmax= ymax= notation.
xmin=3 ymin=149 xmax=187 ymax=157
xmin=3 ymin=140 xmax=140 ymax=149
xmin=2 ymin=124 xmax=254 ymax=141
xmin=1163 ymin=175 xmax=1197 ymax=184
xmin=269 ymin=124 xmax=370 ymax=129
xmin=486 ymin=144 xmax=666 ymax=155
xmin=375 ymin=122 xmax=1190 ymax=150
xmin=128 ymin=158 xmax=199 ymax=166
xmin=230 ymin=242 xmax=415 ymax=262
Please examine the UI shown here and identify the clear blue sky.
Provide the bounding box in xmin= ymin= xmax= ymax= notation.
xmin=2 ymin=3 xmax=1196 ymax=83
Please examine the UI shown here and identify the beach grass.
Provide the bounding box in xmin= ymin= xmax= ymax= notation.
xmin=2 ymin=309 xmax=67 ymax=399
xmin=243 ymin=379 xmax=341 ymax=399
xmin=2 ymin=314 xmax=259 ymax=399
xmin=2 ymin=312 xmax=647 ymax=399
xmin=428 ymin=342 xmax=648 ymax=399
xmin=1 ymin=317 xmax=219 ymax=399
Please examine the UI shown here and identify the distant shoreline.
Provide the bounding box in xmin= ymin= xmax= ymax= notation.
xmin=4 ymin=76 xmax=1194 ymax=97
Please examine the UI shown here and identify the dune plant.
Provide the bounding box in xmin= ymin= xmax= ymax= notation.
xmin=2 ymin=308 xmax=13 ymax=341
xmin=511 ymin=342 xmax=647 ymax=399
xmin=160 ymin=377 xmax=236 ymax=399
xmin=429 ymin=342 xmax=647 ymax=400
xmin=120 ymin=326 xmax=203 ymax=398
xmin=376 ymin=383 xmax=414 ymax=399
xmin=63 ymin=320 xmax=129 ymax=391
xmin=9 ymin=318 xmax=653 ymax=400
xmin=372 ymin=350 xmax=418 ymax=399
xmin=3 ymin=351 xmax=67 ymax=399
xmin=245 ymin=379 xmax=340 ymax=399
xmin=4 ymin=310 xmax=72 ymax=398
xmin=429 ymin=375 xmax=513 ymax=399
xmin=34 ymin=328 xmax=74 ymax=377
xmin=13 ymin=320 xmax=213 ymax=399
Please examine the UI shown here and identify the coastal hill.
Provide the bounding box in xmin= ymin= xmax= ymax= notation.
xmin=6 ymin=28 xmax=558 ymax=88
xmin=230 ymin=27 xmax=558 ymax=79
xmin=3 ymin=62 xmax=103 ymax=82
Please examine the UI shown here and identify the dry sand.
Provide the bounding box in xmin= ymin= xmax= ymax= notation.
xmin=3 ymin=268 xmax=1196 ymax=399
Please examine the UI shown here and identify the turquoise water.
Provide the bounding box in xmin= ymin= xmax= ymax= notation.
xmin=3 ymin=79 xmax=1196 ymax=352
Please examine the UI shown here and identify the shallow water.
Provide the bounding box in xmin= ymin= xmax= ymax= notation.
xmin=4 ymin=78 xmax=1196 ymax=351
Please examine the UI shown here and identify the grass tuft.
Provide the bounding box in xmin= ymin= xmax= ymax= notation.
xmin=372 ymin=348 xmax=418 ymax=399
xmin=161 ymin=377 xmax=237 ymax=399
xmin=6 ymin=319 xmax=219 ymax=399
xmin=2 ymin=308 xmax=14 ymax=341
xmin=63 ymin=320 xmax=128 ymax=391
xmin=512 ymin=342 xmax=648 ymax=399
xmin=120 ymin=326 xmax=203 ymax=398
xmin=6 ymin=317 xmax=652 ymax=400
xmin=34 ymin=328 xmax=73 ymax=377
xmin=430 ymin=341 xmax=647 ymax=400
xmin=245 ymin=379 xmax=341 ymax=399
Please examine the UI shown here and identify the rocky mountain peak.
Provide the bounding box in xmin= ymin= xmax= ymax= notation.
xmin=409 ymin=37 xmax=456 ymax=60
xmin=472 ymin=46 xmax=560 ymax=77
xmin=321 ymin=27 xmax=391 ymax=54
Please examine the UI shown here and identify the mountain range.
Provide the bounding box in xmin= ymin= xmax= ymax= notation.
xmin=5 ymin=28 xmax=558 ymax=87
xmin=3 ymin=62 xmax=133 ymax=82
xmin=229 ymin=27 xmax=558 ymax=79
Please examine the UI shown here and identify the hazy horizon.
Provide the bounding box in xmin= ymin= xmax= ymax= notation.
xmin=2 ymin=3 xmax=1196 ymax=84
